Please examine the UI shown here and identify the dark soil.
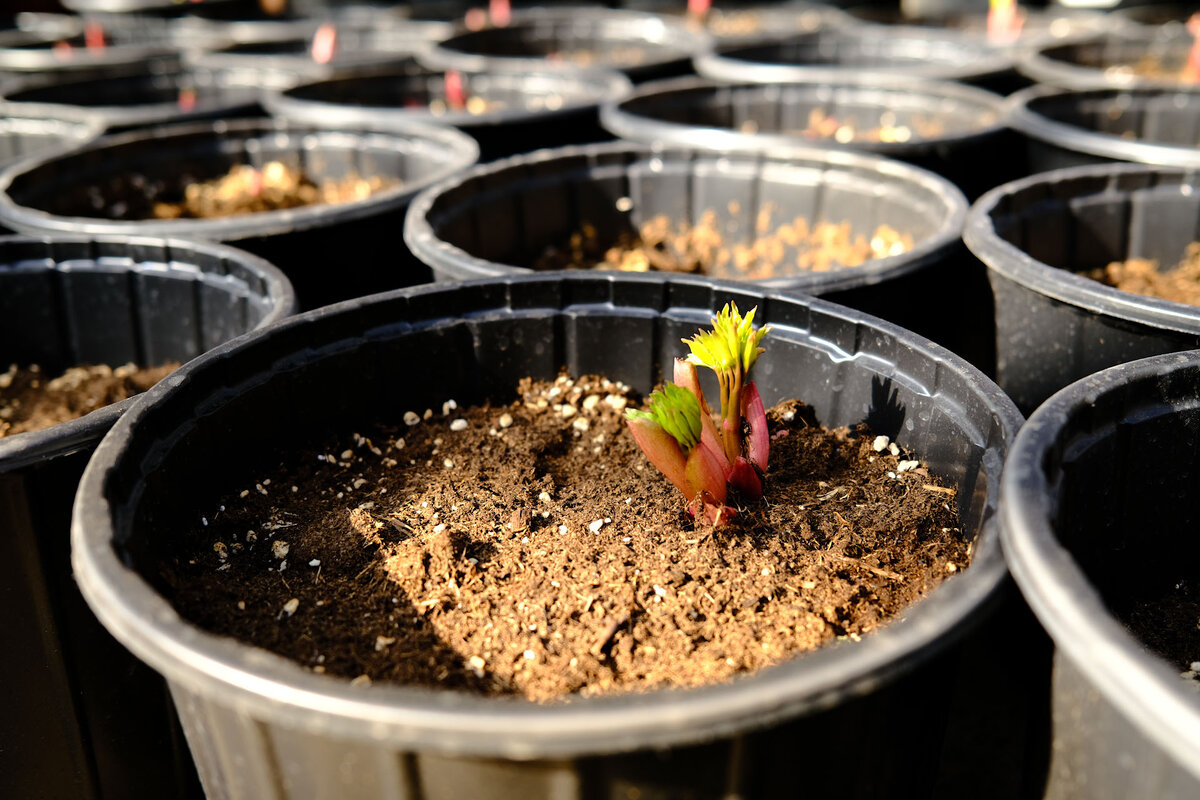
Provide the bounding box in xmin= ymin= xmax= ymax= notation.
xmin=156 ymin=373 xmax=970 ymax=702
xmin=0 ymin=362 xmax=178 ymax=438
xmin=1084 ymin=243 xmax=1200 ymax=306
xmin=536 ymin=209 xmax=913 ymax=280
xmin=1118 ymin=577 xmax=1200 ymax=687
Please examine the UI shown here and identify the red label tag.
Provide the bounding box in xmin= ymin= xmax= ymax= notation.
xmin=311 ymin=23 xmax=337 ymax=65
xmin=489 ymin=0 xmax=512 ymax=27
xmin=84 ymin=21 xmax=106 ymax=51
xmin=445 ymin=70 xmax=466 ymax=109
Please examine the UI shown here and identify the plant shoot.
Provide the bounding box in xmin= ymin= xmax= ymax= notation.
xmin=625 ymin=303 xmax=771 ymax=523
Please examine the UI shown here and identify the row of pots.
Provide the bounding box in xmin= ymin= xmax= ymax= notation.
xmin=4 ymin=4 xmax=1200 ymax=800
xmin=8 ymin=2 xmax=1200 ymax=99
xmin=4 ymin=147 xmax=1200 ymax=800
xmin=4 ymin=80 xmax=1200 ymax=397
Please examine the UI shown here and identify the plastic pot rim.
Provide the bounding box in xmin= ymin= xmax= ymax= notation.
xmin=965 ymin=162 xmax=1200 ymax=336
xmin=1016 ymin=32 xmax=1198 ymax=91
xmin=0 ymin=117 xmax=480 ymax=243
xmin=419 ymin=7 xmax=714 ymax=77
xmin=0 ymin=113 xmax=106 ymax=151
xmin=264 ymin=67 xmax=634 ymax=132
xmin=184 ymin=40 xmax=425 ymax=82
xmin=1004 ymin=84 xmax=1200 ymax=169
xmin=844 ymin=7 xmax=1115 ymax=51
xmin=71 ymin=271 xmax=1019 ymax=760
xmin=692 ymin=28 xmax=1015 ymax=86
xmin=63 ymin=0 xmax=244 ymax=13
xmin=0 ymin=67 xmax=261 ymax=132
xmin=0 ymin=232 xmax=295 ymax=473
xmin=999 ymin=349 xmax=1200 ymax=782
xmin=402 ymin=140 xmax=968 ymax=296
xmin=0 ymin=29 xmax=179 ymax=73
xmin=599 ymin=74 xmax=1007 ymax=157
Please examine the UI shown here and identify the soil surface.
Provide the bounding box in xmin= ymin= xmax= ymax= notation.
xmin=1119 ymin=577 xmax=1200 ymax=690
xmin=157 ymin=373 xmax=970 ymax=702
xmin=0 ymin=362 xmax=177 ymax=438
xmin=537 ymin=208 xmax=913 ymax=280
xmin=741 ymin=108 xmax=950 ymax=144
xmin=152 ymin=161 xmax=397 ymax=220
xmin=1084 ymin=243 xmax=1200 ymax=306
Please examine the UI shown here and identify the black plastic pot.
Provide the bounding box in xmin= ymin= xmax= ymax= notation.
xmin=964 ymin=163 xmax=1200 ymax=414
xmin=845 ymin=6 xmax=1112 ymax=50
xmin=420 ymin=7 xmax=712 ymax=83
xmin=71 ymin=272 xmax=1023 ymax=800
xmin=0 ymin=118 xmax=479 ymax=311
xmin=1007 ymin=85 xmax=1200 ymax=172
xmin=0 ymin=65 xmax=262 ymax=134
xmin=619 ymin=1 xmax=851 ymax=47
xmin=599 ymin=75 xmax=1014 ymax=200
xmin=13 ymin=11 xmax=85 ymax=40
xmin=693 ymin=28 xmax=1017 ymax=91
xmin=0 ymin=234 xmax=294 ymax=800
xmin=62 ymin=0 xmax=285 ymax=23
xmin=1000 ymin=349 xmax=1200 ymax=799
xmin=1113 ymin=3 xmax=1200 ymax=34
xmin=0 ymin=28 xmax=178 ymax=77
xmin=184 ymin=21 xmax=451 ymax=91
xmin=266 ymin=66 xmax=631 ymax=161
xmin=403 ymin=141 xmax=995 ymax=371
xmin=1018 ymin=31 xmax=1200 ymax=90
xmin=0 ymin=114 xmax=100 ymax=171
xmin=164 ymin=17 xmax=321 ymax=52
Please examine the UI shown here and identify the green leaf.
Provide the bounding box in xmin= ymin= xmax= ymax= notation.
xmin=682 ymin=302 xmax=770 ymax=375
xmin=625 ymin=382 xmax=702 ymax=451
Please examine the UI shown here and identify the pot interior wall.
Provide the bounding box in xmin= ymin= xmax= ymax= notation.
xmin=0 ymin=238 xmax=279 ymax=374
xmin=618 ymin=83 xmax=995 ymax=139
xmin=4 ymin=127 xmax=437 ymax=222
xmin=1026 ymin=90 xmax=1200 ymax=148
xmin=422 ymin=150 xmax=944 ymax=280
xmin=714 ymin=32 xmax=979 ymax=71
xmin=284 ymin=71 xmax=606 ymax=116
xmin=4 ymin=69 xmax=253 ymax=110
xmin=0 ymin=117 xmax=93 ymax=167
xmin=435 ymin=18 xmax=692 ymax=66
xmin=1038 ymin=37 xmax=1191 ymax=75
xmin=1040 ymin=363 xmax=1200 ymax=636
xmin=985 ymin=170 xmax=1200 ymax=272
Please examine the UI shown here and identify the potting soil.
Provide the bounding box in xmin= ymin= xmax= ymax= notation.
xmin=536 ymin=209 xmax=914 ymax=278
xmin=1084 ymin=242 xmax=1200 ymax=306
xmin=0 ymin=362 xmax=178 ymax=437
xmin=151 ymin=160 xmax=398 ymax=220
xmin=1118 ymin=577 xmax=1200 ymax=688
xmin=157 ymin=372 xmax=969 ymax=702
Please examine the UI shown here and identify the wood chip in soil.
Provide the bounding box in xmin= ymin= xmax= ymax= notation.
xmin=0 ymin=362 xmax=178 ymax=438
xmin=155 ymin=373 xmax=970 ymax=703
